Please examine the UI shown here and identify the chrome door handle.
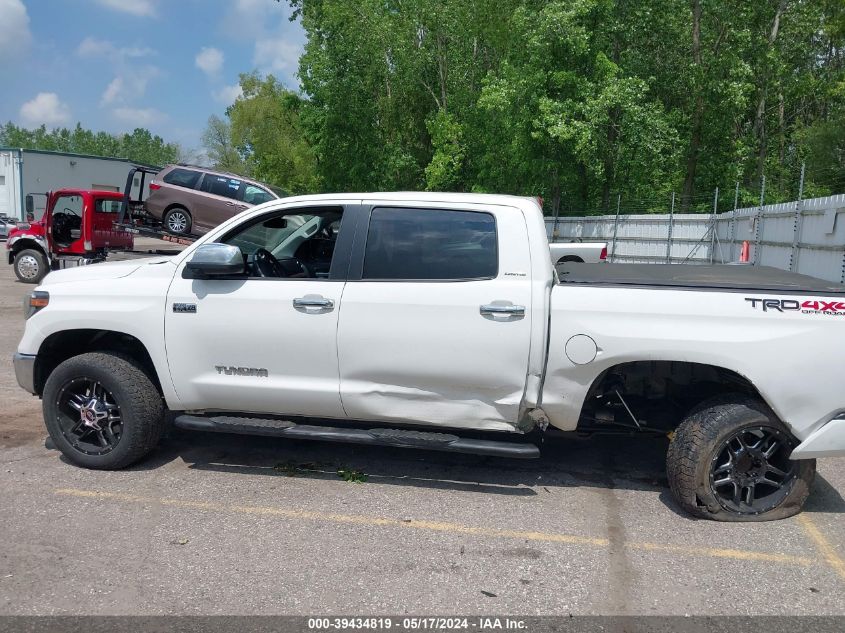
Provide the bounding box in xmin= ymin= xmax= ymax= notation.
xmin=293 ymin=296 xmax=334 ymax=309
xmin=480 ymin=304 xmax=525 ymax=316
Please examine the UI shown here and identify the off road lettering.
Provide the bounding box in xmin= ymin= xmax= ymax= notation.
xmin=746 ymin=298 xmax=845 ymax=313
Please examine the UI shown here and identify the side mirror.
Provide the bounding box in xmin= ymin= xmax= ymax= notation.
xmin=25 ymin=195 xmax=33 ymax=216
xmin=183 ymin=243 xmax=245 ymax=278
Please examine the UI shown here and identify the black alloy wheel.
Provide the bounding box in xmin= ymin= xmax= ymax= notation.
xmin=708 ymin=425 xmax=797 ymax=515
xmin=55 ymin=377 xmax=123 ymax=456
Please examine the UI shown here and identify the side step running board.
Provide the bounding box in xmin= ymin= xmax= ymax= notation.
xmin=173 ymin=415 xmax=540 ymax=459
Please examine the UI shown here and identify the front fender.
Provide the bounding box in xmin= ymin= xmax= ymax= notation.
xmin=17 ymin=259 xmax=183 ymax=409
xmin=7 ymin=235 xmax=49 ymax=263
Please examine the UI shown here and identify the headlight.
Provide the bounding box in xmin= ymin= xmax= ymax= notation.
xmin=24 ymin=291 xmax=49 ymax=319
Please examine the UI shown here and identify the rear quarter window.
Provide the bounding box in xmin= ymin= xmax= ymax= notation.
xmin=162 ymin=168 xmax=202 ymax=189
xmin=95 ymin=199 xmax=122 ymax=213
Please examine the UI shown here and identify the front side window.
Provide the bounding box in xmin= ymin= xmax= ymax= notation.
xmin=362 ymin=208 xmax=497 ymax=280
xmin=162 ymin=168 xmax=201 ymax=189
xmin=200 ymin=174 xmax=242 ymax=199
xmin=243 ymin=184 xmax=275 ymax=206
xmin=219 ymin=207 xmax=344 ymax=279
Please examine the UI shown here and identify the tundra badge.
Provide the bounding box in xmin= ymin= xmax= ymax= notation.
xmin=215 ymin=366 xmax=269 ymax=377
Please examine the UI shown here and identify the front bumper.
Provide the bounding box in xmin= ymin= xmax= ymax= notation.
xmin=13 ymin=353 xmax=36 ymax=395
xmin=791 ymin=418 xmax=845 ymax=459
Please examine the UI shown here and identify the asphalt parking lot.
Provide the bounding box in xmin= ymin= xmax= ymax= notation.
xmin=0 ymin=239 xmax=843 ymax=616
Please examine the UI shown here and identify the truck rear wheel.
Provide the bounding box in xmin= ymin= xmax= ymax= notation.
xmin=43 ymin=352 xmax=165 ymax=470
xmin=14 ymin=248 xmax=48 ymax=284
xmin=666 ymin=396 xmax=815 ymax=521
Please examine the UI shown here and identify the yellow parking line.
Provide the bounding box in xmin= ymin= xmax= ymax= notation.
xmin=55 ymin=487 xmax=817 ymax=567
xmin=798 ymin=514 xmax=845 ymax=580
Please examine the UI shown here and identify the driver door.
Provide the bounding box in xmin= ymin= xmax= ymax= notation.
xmin=48 ymin=193 xmax=85 ymax=254
xmin=164 ymin=204 xmax=355 ymax=418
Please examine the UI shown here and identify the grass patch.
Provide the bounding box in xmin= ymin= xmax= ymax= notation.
xmin=337 ymin=467 xmax=368 ymax=483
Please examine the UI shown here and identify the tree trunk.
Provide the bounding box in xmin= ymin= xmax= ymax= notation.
xmin=577 ymin=163 xmax=589 ymax=211
xmin=681 ymin=0 xmax=703 ymax=212
xmin=753 ymin=0 xmax=788 ymax=186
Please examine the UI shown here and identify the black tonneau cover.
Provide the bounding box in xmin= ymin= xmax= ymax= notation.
xmin=556 ymin=263 xmax=845 ymax=295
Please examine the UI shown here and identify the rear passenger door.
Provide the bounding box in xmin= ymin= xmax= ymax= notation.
xmin=195 ymin=173 xmax=247 ymax=232
xmin=336 ymin=203 xmax=533 ymax=431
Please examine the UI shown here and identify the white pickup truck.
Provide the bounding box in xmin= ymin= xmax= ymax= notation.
xmin=13 ymin=193 xmax=845 ymax=521
xmin=548 ymin=240 xmax=607 ymax=264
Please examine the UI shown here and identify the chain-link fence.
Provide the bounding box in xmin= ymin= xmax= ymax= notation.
xmin=546 ymin=165 xmax=845 ymax=283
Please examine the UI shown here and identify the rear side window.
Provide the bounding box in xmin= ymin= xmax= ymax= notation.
xmin=362 ymin=207 xmax=497 ymax=280
xmin=95 ymin=199 xmax=121 ymax=213
xmin=162 ymin=168 xmax=201 ymax=189
xmin=201 ymin=174 xmax=242 ymax=200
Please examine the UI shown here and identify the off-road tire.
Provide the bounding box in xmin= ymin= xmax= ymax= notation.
xmin=14 ymin=248 xmax=48 ymax=284
xmin=163 ymin=206 xmax=192 ymax=235
xmin=666 ymin=395 xmax=815 ymax=521
xmin=43 ymin=352 xmax=165 ymax=469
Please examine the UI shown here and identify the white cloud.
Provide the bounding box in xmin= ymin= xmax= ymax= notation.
xmin=224 ymin=0 xmax=277 ymax=39
xmin=101 ymin=77 xmax=123 ymax=105
xmin=0 ymin=0 xmax=32 ymax=58
xmin=94 ymin=0 xmax=157 ymax=17
xmin=20 ymin=93 xmax=72 ymax=127
xmin=214 ymin=84 xmax=243 ymax=105
xmin=112 ymin=107 xmax=166 ymax=126
xmin=195 ymin=47 xmax=224 ymax=77
xmin=235 ymin=0 xmax=272 ymax=12
xmin=77 ymin=36 xmax=154 ymax=59
xmin=100 ymin=66 xmax=159 ymax=106
xmin=221 ymin=0 xmax=304 ymax=88
xmin=254 ymin=39 xmax=301 ymax=75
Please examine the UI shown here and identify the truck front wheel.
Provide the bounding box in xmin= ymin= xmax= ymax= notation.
xmin=13 ymin=248 xmax=48 ymax=284
xmin=42 ymin=352 xmax=165 ymax=470
xmin=666 ymin=396 xmax=815 ymax=521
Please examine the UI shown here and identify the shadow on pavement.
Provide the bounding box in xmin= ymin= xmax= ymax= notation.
xmin=118 ymin=428 xmax=845 ymax=515
xmin=132 ymin=429 xmax=669 ymax=496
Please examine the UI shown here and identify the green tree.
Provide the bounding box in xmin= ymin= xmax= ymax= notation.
xmin=280 ymin=0 xmax=845 ymax=210
xmin=0 ymin=122 xmax=180 ymax=167
xmin=202 ymin=115 xmax=247 ymax=174
xmin=227 ymin=72 xmax=319 ymax=194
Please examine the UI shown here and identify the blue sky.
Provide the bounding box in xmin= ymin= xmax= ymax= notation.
xmin=0 ymin=0 xmax=305 ymax=154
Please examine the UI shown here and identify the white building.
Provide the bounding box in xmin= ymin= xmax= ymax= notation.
xmin=0 ymin=148 xmax=155 ymax=220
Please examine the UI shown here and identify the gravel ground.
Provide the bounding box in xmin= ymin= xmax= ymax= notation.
xmin=0 ymin=238 xmax=843 ymax=616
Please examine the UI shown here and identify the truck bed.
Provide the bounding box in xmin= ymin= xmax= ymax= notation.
xmin=556 ymin=263 xmax=845 ymax=295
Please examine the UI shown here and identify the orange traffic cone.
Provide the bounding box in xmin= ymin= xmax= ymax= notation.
xmin=739 ymin=241 xmax=750 ymax=263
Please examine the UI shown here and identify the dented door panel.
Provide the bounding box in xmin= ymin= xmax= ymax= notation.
xmin=337 ymin=202 xmax=533 ymax=431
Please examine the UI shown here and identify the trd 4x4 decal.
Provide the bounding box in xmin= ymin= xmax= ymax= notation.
xmin=745 ymin=298 xmax=845 ymax=315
